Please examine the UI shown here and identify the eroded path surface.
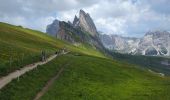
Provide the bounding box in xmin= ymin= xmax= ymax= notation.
xmin=0 ymin=53 xmax=66 ymax=89
xmin=34 ymin=63 xmax=69 ymax=100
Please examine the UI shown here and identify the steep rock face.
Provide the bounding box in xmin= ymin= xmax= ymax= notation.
xmin=73 ymin=15 xmax=79 ymax=27
xmin=57 ymin=21 xmax=87 ymax=43
xmin=56 ymin=21 xmax=105 ymax=51
xmin=57 ymin=22 xmax=75 ymax=43
xmin=145 ymin=46 xmax=158 ymax=55
xmin=136 ymin=31 xmax=170 ymax=56
xmin=99 ymin=34 xmax=115 ymax=49
xmin=79 ymin=10 xmax=97 ymax=36
xmin=46 ymin=19 xmax=59 ymax=36
xmin=72 ymin=10 xmax=97 ymax=36
xmin=99 ymin=34 xmax=140 ymax=53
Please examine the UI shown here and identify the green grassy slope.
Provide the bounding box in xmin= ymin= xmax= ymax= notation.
xmin=0 ymin=53 xmax=170 ymax=100
xmin=0 ymin=22 xmax=104 ymax=76
xmin=1 ymin=22 xmax=170 ymax=100
xmin=41 ymin=54 xmax=170 ymax=100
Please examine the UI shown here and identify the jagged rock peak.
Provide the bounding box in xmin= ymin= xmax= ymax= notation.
xmin=46 ymin=19 xmax=60 ymax=36
xmin=73 ymin=15 xmax=79 ymax=27
xmin=78 ymin=9 xmax=97 ymax=36
xmin=68 ymin=21 xmax=72 ymax=25
xmin=145 ymin=30 xmax=170 ymax=36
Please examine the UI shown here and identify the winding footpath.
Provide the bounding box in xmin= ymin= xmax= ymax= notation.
xmin=34 ymin=63 xmax=68 ymax=100
xmin=0 ymin=52 xmax=67 ymax=90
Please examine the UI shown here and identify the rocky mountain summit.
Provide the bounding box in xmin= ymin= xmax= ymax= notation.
xmin=73 ymin=10 xmax=97 ymax=36
xmin=46 ymin=9 xmax=104 ymax=51
xmin=47 ymin=9 xmax=97 ymax=38
xmin=100 ymin=31 xmax=170 ymax=56
xmin=46 ymin=19 xmax=59 ymax=36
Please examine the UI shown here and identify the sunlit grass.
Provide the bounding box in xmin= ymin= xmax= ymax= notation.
xmin=0 ymin=22 xmax=105 ymax=76
xmin=0 ymin=54 xmax=170 ymax=100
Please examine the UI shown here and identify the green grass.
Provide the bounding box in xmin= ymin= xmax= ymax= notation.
xmin=1 ymin=22 xmax=170 ymax=100
xmin=41 ymin=54 xmax=170 ymax=100
xmin=0 ymin=22 xmax=104 ymax=76
xmin=0 ymin=54 xmax=70 ymax=100
xmin=0 ymin=53 xmax=170 ymax=100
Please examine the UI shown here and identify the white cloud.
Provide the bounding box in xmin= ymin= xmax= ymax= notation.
xmin=30 ymin=16 xmax=56 ymax=32
xmin=57 ymin=10 xmax=78 ymax=22
xmin=95 ymin=18 xmax=126 ymax=35
xmin=0 ymin=0 xmax=170 ymax=37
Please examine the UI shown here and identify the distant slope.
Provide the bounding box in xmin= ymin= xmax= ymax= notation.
xmin=0 ymin=53 xmax=170 ymax=100
xmin=0 ymin=22 xmax=105 ymax=76
xmin=109 ymin=51 xmax=170 ymax=76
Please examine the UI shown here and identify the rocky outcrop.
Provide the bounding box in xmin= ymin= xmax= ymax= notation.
xmin=46 ymin=10 xmax=105 ymax=51
xmin=57 ymin=22 xmax=75 ymax=43
xmin=55 ymin=21 xmax=105 ymax=51
xmin=46 ymin=19 xmax=59 ymax=36
xmin=46 ymin=9 xmax=98 ymax=37
xmin=57 ymin=21 xmax=90 ymax=43
xmin=71 ymin=10 xmax=98 ymax=36
xmin=73 ymin=15 xmax=79 ymax=27
xmin=78 ymin=10 xmax=97 ymax=36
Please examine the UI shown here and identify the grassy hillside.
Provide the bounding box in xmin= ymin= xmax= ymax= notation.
xmin=0 ymin=22 xmax=104 ymax=76
xmin=1 ymin=22 xmax=170 ymax=100
xmin=0 ymin=53 xmax=170 ymax=100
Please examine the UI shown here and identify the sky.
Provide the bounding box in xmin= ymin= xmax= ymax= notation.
xmin=0 ymin=0 xmax=170 ymax=37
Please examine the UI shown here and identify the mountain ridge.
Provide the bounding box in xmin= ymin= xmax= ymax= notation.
xmin=46 ymin=10 xmax=170 ymax=57
xmin=100 ymin=30 xmax=170 ymax=56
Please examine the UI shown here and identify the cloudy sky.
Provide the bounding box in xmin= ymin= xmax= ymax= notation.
xmin=0 ymin=0 xmax=170 ymax=37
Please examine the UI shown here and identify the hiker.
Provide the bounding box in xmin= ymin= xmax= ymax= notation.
xmin=41 ymin=50 xmax=46 ymax=61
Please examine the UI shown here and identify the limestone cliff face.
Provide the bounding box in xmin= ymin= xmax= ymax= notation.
xmin=57 ymin=21 xmax=89 ymax=43
xmin=72 ymin=10 xmax=97 ymax=36
xmin=78 ymin=10 xmax=97 ymax=36
xmin=73 ymin=15 xmax=79 ymax=27
xmin=57 ymin=22 xmax=75 ymax=43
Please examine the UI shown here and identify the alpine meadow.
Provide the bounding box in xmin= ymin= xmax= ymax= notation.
xmin=0 ymin=0 xmax=170 ymax=100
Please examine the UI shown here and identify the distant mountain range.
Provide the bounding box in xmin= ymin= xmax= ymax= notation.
xmin=100 ymin=31 xmax=170 ymax=56
xmin=46 ymin=10 xmax=170 ymax=57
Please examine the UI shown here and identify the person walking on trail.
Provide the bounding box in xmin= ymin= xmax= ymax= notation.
xmin=41 ymin=51 xmax=46 ymax=62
